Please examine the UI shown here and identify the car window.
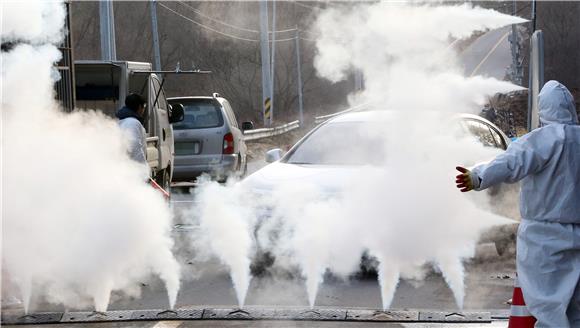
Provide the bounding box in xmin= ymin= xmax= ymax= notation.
xmin=489 ymin=125 xmax=507 ymax=150
xmin=284 ymin=122 xmax=386 ymax=165
xmin=169 ymin=99 xmax=224 ymax=130
xmin=463 ymin=119 xmax=498 ymax=148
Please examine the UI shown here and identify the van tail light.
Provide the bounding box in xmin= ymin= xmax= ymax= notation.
xmin=223 ymin=133 xmax=234 ymax=154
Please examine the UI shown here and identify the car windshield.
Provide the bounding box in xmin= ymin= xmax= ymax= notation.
xmin=170 ymin=99 xmax=223 ymax=130
xmin=284 ymin=122 xmax=386 ymax=165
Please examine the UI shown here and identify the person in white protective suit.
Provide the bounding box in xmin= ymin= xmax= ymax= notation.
xmin=456 ymin=80 xmax=580 ymax=327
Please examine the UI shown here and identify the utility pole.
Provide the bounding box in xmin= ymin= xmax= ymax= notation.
xmin=259 ymin=0 xmax=272 ymax=126
xmin=527 ymin=0 xmax=542 ymax=131
xmin=295 ymin=28 xmax=304 ymax=126
xmin=531 ymin=0 xmax=537 ymax=32
xmin=509 ymin=0 xmax=522 ymax=85
xmin=99 ymin=0 xmax=116 ymax=61
xmin=150 ymin=0 xmax=162 ymax=71
xmin=270 ymin=0 xmax=276 ymax=124
xmin=354 ymin=70 xmax=364 ymax=91
xmin=527 ymin=30 xmax=544 ymax=131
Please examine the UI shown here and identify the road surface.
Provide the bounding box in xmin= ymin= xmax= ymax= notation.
xmin=460 ymin=26 xmax=513 ymax=80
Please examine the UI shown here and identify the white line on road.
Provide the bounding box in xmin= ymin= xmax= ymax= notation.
xmin=470 ymin=31 xmax=509 ymax=77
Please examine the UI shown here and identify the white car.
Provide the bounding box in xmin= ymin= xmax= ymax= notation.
xmin=243 ymin=110 xmax=513 ymax=275
xmin=244 ymin=110 xmax=510 ymax=194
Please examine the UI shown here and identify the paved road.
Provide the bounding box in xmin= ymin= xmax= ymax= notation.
xmin=460 ymin=26 xmax=513 ymax=80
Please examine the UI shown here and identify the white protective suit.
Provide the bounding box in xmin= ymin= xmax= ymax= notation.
xmin=472 ymin=80 xmax=580 ymax=327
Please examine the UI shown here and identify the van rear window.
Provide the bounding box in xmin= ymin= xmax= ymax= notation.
xmin=170 ymin=100 xmax=223 ymax=130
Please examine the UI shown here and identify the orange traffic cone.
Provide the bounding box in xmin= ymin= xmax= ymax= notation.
xmin=508 ymin=275 xmax=536 ymax=328
xmin=149 ymin=178 xmax=170 ymax=201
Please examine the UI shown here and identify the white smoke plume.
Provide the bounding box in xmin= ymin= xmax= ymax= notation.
xmin=1 ymin=1 xmax=180 ymax=312
xmin=188 ymin=178 xmax=256 ymax=308
xmin=242 ymin=2 xmax=523 ymax=310
xmin=180 ymin=2 xmax=525 ymax=311
xmin=295 ymin=2 xmax=524 ymax=309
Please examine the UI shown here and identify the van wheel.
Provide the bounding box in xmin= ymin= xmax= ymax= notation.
xmin=156 ymin=169 xmax=171 ymax=193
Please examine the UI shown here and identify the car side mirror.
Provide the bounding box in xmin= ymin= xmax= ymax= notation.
xmin=265 ymin=148 xmax=283 ymax=163
xmin=241 ymin=121 xmax=254 ymax=131
xmin=169 ymin=103 xmax=184 ymax=123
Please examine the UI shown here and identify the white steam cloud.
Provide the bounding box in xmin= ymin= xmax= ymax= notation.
xmin=190 ymin=179 xmax=256 ymax=307
xmin=183 ymin=2 xmax=524 ymax=311
xmin=2 ymin=1 xmax=180 ymax=312
xmin=2 ymin=0 xmax=527 ymax=314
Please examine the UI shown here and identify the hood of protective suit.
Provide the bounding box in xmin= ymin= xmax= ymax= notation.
xmin=538 ymin=80 xmax=578 ymax=126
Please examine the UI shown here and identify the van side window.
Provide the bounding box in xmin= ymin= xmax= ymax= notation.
xmin=129 ymin=73 xmax=151 ymax=133
xmin=152 ymin=77 xmax=168 ymax=111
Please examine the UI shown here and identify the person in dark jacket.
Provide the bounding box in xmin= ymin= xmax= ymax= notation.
xmin=117 ymin=94 xmax=147 ymax=164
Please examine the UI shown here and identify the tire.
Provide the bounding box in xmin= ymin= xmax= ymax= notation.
xmin=156 ymin=169 xmax=171 ymax=194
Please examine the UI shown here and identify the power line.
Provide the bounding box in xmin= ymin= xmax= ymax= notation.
xmin=273 ymin=27 xmax=299 ymax=34
xmin=159 ymin=3 xmax=304 ymax=43
xmin=158 ymin=3 xmax=259 ymax=42
xmin=294 ymin=1 xmax=323 ymax=10
xmin=177 ymin=1 xmax=299 ymax=35
xmin=176 ymin=1 xmax=259 ymax=34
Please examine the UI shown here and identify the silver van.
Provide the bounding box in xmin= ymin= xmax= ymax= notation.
xmin=168 ymin=94 xmax=252 ymax=182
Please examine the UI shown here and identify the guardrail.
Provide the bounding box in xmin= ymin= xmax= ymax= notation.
xmin=243 ymin=120 xmax=300 ymax=141
xmin=243 ymin=102 xmax=369 ymax=141
xmin=314 ymin=102 xmax=369 ymax=124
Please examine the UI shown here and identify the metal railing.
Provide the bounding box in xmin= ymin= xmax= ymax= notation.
xmin=314 ymin=103 xmax=369 ymax=124
xmin=243 ymin=120 xmax=300 ymax=141
xmin=242 ymin=102 xmax=369 ymax=141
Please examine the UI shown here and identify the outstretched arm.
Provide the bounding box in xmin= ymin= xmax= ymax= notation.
xmin=456 ymin=129 xmax=557 ymax=192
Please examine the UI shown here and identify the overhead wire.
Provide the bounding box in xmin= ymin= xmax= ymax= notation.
xmin=176 ymin=1 xmax=259 ymax=34
xmin=176 ymin=1 xmax=301 ymax=35
xmin=158 ymin=3 xmax=259 ymax=42
xmin=294 ymin=1 xmax=323 ymax=10
xmin=159 ymin=2 xmax=314 ymax=43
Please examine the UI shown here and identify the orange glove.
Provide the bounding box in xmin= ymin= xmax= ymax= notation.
xmin=455 ymin=166 xmax=480 ymax=192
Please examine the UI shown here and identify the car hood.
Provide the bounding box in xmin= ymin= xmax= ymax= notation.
xmin=242 ymin=162 xmax=362 ymax=195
